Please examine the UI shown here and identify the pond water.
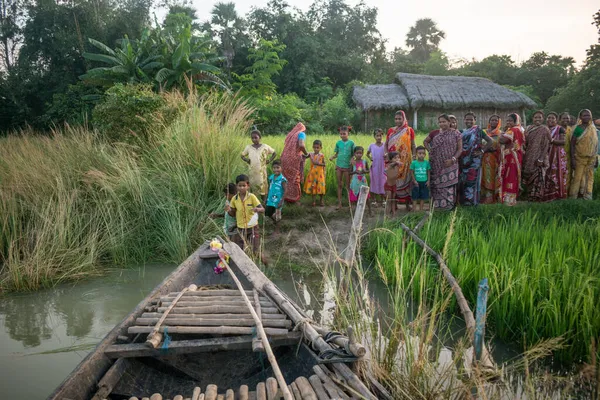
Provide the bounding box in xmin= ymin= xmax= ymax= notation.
xmin=0 ymin=263 xmax=520 ymax=399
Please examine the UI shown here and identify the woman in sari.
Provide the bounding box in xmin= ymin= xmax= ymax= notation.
xmin=458 ymin=112 xmax=493 ymax=206
xmin=281 ymin=122 xmax=308 ymax=202
xmin=498 ymin=113 xmax=525 ymax=206
xmin=424 ymin=114 xmax=462 ymax=210
xmin=385 ymin=110 xmax=416 ymax=209
xmin=561 ymin=112 xmax=573 ymax=189
xmin=522 ymin=111 xmax=552 ymax=202
xmin=543 ymin=112 xmax=567 ymax=201
xmin=481 ymin=115 xmax=502 ymax=204
xmin=568 ymin=109 xmax=598 ymax=200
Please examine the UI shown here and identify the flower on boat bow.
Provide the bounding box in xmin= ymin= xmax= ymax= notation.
xmin=210 ymin=239 xmax=223 ymax=251
xmin=210 ymin=239 xmax=229 ymax=274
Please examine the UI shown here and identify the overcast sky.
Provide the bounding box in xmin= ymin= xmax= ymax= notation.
xmin=186 ymin=0 xmax=598 ymax=66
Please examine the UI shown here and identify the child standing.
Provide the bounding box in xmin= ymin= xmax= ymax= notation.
xmin=385 ymin=152 xmax=401 ymax=216
xmin=241 ymin=128 xmax=276 ymax=202
xmin=228 ymin=174 xmax=265 ymax=257
xmin=210 ymin=183 xmax=238 ymax=240
xmin=367 ymin=128 xmax=386 ymax=206
xmin=410 ymin=146 xmax=431 ymax=212
xmin=266 ymin=160 xmax=287 ymax=234
xmin=329 ymin=126 xmax=355 ymax=209
xmin=304 ymin=140 xmax=326 ymax=206
xmin=349 ymin=146 xmax=371 ymax=215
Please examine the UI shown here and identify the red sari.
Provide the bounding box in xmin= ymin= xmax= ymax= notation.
xmin=498 ymin=127 xmax=524 ymax=206
xmin=543 ymin=125 xmax=568 ymax=201
xmin=281 ymin=123 xmax=306 ymax=202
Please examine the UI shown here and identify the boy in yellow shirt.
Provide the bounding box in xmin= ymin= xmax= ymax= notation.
xmin=228 ymin=174 xmax=265 ymax=256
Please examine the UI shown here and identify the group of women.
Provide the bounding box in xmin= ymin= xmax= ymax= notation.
xmin=419 ymin=109 xmax=598 ymax=210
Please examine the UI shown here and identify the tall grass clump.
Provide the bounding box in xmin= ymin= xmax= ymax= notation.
xmin=0 ymin=91 xmax=252 ymax=291
xmin=364 ymin=202 xmax=600 ymax=364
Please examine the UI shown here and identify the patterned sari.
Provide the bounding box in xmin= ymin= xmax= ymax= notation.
xmin=281 ymin=122 xmax=306 ymax=202
xmin=498 ymin=126 xmax=524 ymax=206
xmin=523 ymin=124 xmax=551 ymax=202
xmin=428 ymin=129 xmax=461 ymax=210
xmin=543 ymin=125 xmax=568 ymax=201
xmin=386 ymin=115 xmax=414 ymax=203
xmin=481 ymin=123 xmax=501 ymax=204
xmin=458 ymin=125 xmax=484 ymax=206
xmin=568 ymin=115 xmax=598 ymax=200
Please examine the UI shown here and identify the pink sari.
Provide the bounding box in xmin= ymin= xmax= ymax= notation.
xmin=543 ymin=125 xmax=568 ymax=201
xmin=281 ymin=123 xmax=306 ymax=202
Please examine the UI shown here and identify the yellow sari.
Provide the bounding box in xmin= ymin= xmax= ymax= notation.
xmin=568 ymin=122 xmax=598 ymax=199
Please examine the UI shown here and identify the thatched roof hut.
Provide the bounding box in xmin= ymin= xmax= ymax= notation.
xmin=353 ymin=73 xmax=537 ymax=131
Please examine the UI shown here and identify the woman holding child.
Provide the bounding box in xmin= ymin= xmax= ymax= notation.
xmin=385 ymin=110 xmax=416 ymax=207
xmin=424 ymin=114 xmax=463 ymax=210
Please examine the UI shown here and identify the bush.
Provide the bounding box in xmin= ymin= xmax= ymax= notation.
xmin=92 ymin=84 xmax=182 ymax=143
xmin=320 ymin=93 xmax=360 ymax=131
xmin=41 ymin=82 xmax=102 ymax=127
xmin=252 ymin=93 xmax=308 ymax=134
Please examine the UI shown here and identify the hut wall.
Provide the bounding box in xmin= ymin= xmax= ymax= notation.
xmin=362 ymin=109 xmax=402 ymax=133
xmin=416 ymin=108 xmax=525 ymax=131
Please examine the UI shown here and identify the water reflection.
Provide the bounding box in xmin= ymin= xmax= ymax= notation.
xmin=0 ymin=294 xmax=54 ymax=347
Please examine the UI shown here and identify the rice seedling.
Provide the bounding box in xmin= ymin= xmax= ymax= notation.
xmin=364 ymin=202 xmax=600 ymax=364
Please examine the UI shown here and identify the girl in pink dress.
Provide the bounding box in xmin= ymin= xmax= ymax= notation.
xmin=367 ymin=128 xmax=386 ymax=206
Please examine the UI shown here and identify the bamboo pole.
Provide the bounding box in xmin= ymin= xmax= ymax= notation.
xmin=173 ymin=396 xmax=182 ymax=400
xmin=147 ymin=284 xmax=196 ymax=348
xmin=205 ymin=384 xmax=218 ymax=400
xmin=192 ymin=387 xmax=201 ymax=400
xmin=159 ymin=299 xmax=274 ymax=307
xmin=165 ymin=290 xmax=254 ymax=297
xmin=160 ymin=294 xmax=270 ymax=302
xmin=238 ymin=385 xmax=249 ymax=400
xmin=343 ymin=185 xmax=370 ymax=266
xmin=308 ymin=375 xmax=329 ymax=400
xmin=312 ymin=366 xmax=349 ymax=400
xmin=225 ymin=389 xmax=234 ymax=400
xmin=257 ymin=382 xmax=266 ymax=400
xmin=156 ymin=305 xmax=280 ymax=314
xmin=220 ymin=257 xmax=293 ymax=400
xmin=294 ymin=377 xmax=317 ymax=400
xmin=135 ymin=317 xmax=291 ymax=329
xmin=289 ymin=382 xmax=301 ymax=400
xmin=266 ymin=377 xmax=278 ymax=400
xmin=252 ymin=289 xmax=265 ymax=352
xmin=90 ymin=358 xmax=129 ymax=400
xmin=400 ymin=223 xmax=476 ymax=337
xmin=129 ymin=326 xmax=289 ymax=336
xmin=140 ymin=312 xmax=286 ymax=320
xmin=313 ymin=326 xmax=366 ymax=358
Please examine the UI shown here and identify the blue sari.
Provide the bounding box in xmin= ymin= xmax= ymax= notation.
xmin=458 ymin=126 xmax=484 ymax=206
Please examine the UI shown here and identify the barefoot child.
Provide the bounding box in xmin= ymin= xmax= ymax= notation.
xmin=367 ymin=128 xmax=386 ymax=206
xmin=228 ymin=174 xmax=265 ymax=257
xmin=241 ymin=128 xmax=276 ymax=202
xmin=209 ymin=183 xmax=237 ymax=239
xmin=266 ymin=160 xmax=287 ymax=234
xmin=304 ymin=140 xmax=326 ymax=206
xmin=410 ymin=146 xmax=431 ymax=212
xmin=329 ymin=126 xmax=355 ymax=209
xmin=385 ymin=152 xmax=401 ymax=216
xmin=349 ymin=146 xmax=372 ymax=214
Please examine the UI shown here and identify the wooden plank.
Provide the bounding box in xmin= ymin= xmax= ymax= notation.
xmin=307 ymin=375 xmax=329 ymax=400
xmin=135 ymin=317 xmax=291 ymax=329
xmin=168 ymin=290 xmax=254 ymax=297
xmin=105 ymin=332 xmax=303 ymax=358
xmin=160 ymin=300 xmax=274 ymax=308
xmin=252 ymin=289 xmax=265 ymax=353
xmin=156 ymin=305 xmax=281 ymax=314
xmin=128 ymin=326 xmax=289 ymax=336
xmin=90 ymin=358 xmax=129 ymax=400
xmin=140 ymin=312 xmax=286 ymax=320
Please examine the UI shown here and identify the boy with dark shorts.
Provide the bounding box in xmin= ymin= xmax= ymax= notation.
xmin=410 ymin=146 xmax=431 ymax=211
xmin=228 ymin=174 xmax=265 ymax=256
xmin=385 ymin=152 xmax=401 ymax=216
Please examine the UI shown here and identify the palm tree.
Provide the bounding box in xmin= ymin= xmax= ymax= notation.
xmin=80 ymin=36 xmax=163 ymax=85
xmin=405 ymin=18 xmax=445 ymax=63
xmin=207 ymin=2 xmax=247 ymax=76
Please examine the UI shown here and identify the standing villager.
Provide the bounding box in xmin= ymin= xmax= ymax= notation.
xmin=522 ymin=111 xmax=552 ymax=202
xmin=561 ymin=112 xmax=574 ymax=189
xmin=367 ymin=128 xmax=386 ymax=206
xmin=424 ymin=114 xmax=462 ymax=210
xmin=481 ymin=115 xmax=502 ymax=204
xmin=543 ymin=112 xmax=568 ymax=201
xmin=449 ymin=115 xmax=458 ymax=130
xmin=568 ymin=109 xmax=598 ymax=200
xmin=385 ymin=110 xmax=416 ymax=210
xmin=281 ymin=123 xmax=308 ymax=203
xmin=241 ymin=128 xmax=276 ymax=200
xmin=498 ymin=113 xmax=525 ymax=206
xmin=458 ymin=112 xmax=493 ymax=206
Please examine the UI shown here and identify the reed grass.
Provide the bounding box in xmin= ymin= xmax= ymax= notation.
xmin=364 ymin=202 xmax=600 ymax=364
xmin=0 ymin=91 xmax=252 ymax=291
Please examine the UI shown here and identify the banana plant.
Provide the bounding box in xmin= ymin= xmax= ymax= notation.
xmin=80 ymin=35 xmax=163 ymax=85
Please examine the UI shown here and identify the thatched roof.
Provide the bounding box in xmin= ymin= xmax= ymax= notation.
xmin=352 ymin=84 xmax=410 ymax=111
xmin=396 ymin=73 xmax=537 ymax=109
xmin=352 ymin=73 xmax=536 ymax=111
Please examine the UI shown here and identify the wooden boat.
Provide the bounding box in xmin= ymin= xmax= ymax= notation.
xmin=48 ymin=240 xmax=381 ymax=400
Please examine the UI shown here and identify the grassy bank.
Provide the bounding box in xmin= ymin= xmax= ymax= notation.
xmin=364 ymin=201 xmax=600 ymax=364
xmin=0 ymin=93 xmax=252 ymax=291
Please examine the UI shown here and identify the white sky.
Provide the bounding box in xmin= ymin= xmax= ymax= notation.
xmin=186 ymin=0 xmax=599 ymax=66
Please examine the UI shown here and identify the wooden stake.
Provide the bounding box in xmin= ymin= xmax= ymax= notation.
xmin=252 ymin=289 xmax=265 ymax=352
xmin=219 ymin=256 xmax=293 ymax=400
xmin=147 ymin=285 xmax=194 ymax=348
